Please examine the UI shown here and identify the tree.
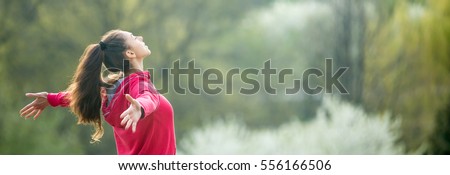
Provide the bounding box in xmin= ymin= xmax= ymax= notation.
xmin=364 ymin=0 xmax=450 ymax=152
xmin=327 ymin=0 xmax=367 ymax=104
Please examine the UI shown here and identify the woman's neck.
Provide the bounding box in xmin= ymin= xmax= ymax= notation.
xmin=127 ymin=58 xmax=144 ymax=74
xmin=130 ymin=59 xmax=144 ymax=72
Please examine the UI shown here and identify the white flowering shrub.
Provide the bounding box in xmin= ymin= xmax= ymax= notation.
xmin=179 ymin=96 xmax=404 ymax=154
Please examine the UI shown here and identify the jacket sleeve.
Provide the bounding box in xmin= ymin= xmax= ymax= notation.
xmin=47 ymin=92 xmax=70 ymax=107
xmin=129 ymin=74 xmax=159 ymax=118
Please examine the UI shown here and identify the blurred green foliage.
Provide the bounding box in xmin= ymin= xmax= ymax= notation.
xmin=0 ymin=0 xmax=449 ymax=154
xmin=180 ymin=96 xmax=403 ymax=154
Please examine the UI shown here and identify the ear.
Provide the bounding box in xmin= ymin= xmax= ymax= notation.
xmin=125 ymin=49 xmax=136 ymax=59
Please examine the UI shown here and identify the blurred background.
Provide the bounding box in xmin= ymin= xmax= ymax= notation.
xmin=0 ymin=0 xmax=449 ymax=154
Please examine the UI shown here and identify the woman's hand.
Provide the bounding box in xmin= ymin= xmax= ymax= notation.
xmin=120 ymin=94 xmax=142 ymax=133
xmin=19 ymin=92 xmax=49 ymax=120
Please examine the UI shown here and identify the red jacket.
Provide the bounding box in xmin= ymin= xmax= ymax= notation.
xmin=47 ymin=71 xmax=176 ymax=155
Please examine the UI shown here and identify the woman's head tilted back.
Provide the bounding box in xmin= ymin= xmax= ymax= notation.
xmin=67 ymin=29 xmax=130 ymax=143
xmin=101 ymin=30 xmax=129 ymax=73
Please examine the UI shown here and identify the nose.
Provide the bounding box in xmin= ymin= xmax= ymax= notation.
xmin=137 ymin=36 xmax=143 ymax=41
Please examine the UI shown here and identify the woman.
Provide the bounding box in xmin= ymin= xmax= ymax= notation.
xmin=19 ymin=29 xmax=176 ymax=155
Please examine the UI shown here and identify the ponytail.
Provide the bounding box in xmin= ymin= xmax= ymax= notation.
xmin=67 ymin=29 xmax=128 ymax=143
xmin=67 ymin=44 xmax=105 ymax=143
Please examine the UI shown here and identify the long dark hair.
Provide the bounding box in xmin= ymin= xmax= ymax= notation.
xmin=67 ymin=29 xmax=129 ymax=143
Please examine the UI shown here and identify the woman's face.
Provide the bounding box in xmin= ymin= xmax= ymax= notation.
xmin=122 ymin=31 xmax=151 ymax=59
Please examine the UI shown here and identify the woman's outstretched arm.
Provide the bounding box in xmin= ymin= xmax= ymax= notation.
xmin=119 ymin=73 xmax=159 ymax=133
xmin=19 ymin=92 xmax=69 ymax=119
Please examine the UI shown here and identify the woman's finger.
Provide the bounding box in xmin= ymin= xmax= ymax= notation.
xmin=25 ymin=93 xmax=38 ymax=98
xmin=25 ymin=93 xmax=40 ymax=98
xmin=125 ymin=94 xmax=140 ymax=108
xmin=131 ymin=122 xmax=137 ymax=133
xmin=26 ymin=92 xmax=47 ymax=98
xmin=125 ymin=94 xmax=134 ymax=104
xmin=120 ymin=115 xmax=129 ymax=126
xmin=125 ymin=94 xmax=134 ymax=103
xmin=33 ymin=109 xmax=43 ymax=120
xmin=125 ymin=118 xmax=133 ymax=130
